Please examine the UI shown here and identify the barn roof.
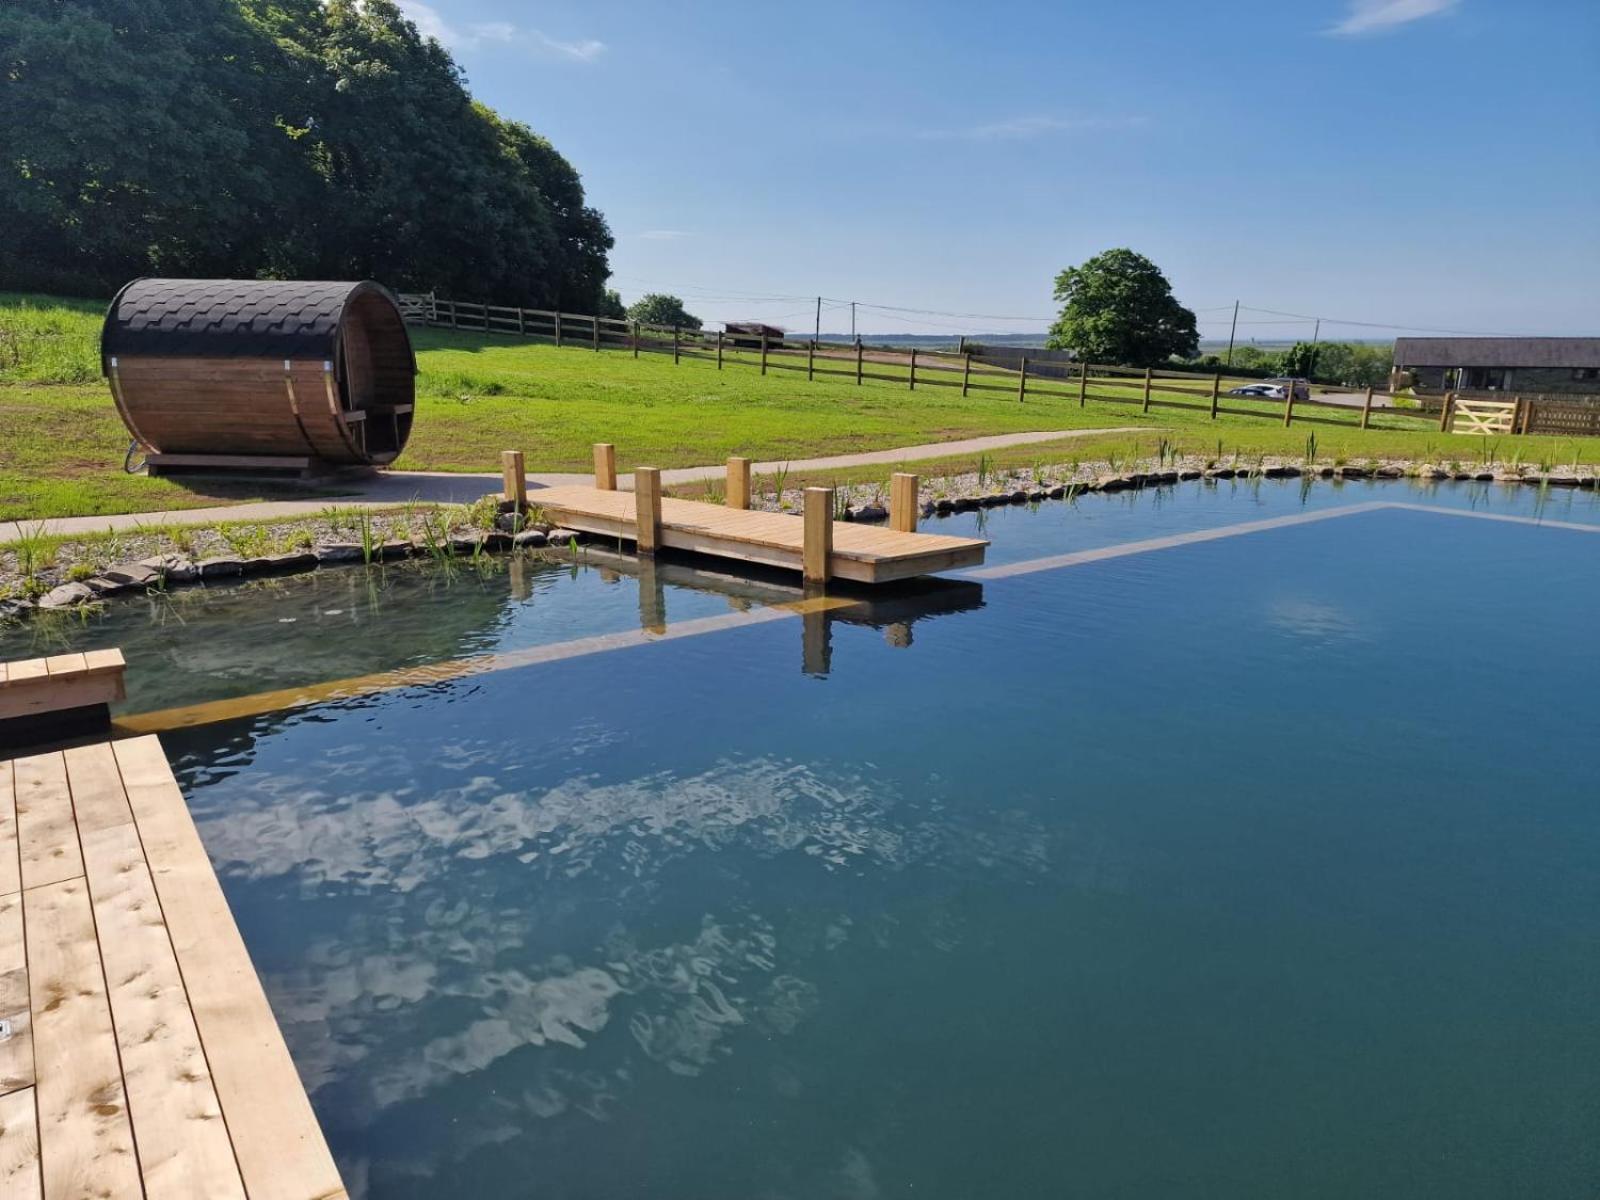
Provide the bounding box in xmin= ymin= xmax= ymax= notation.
xmin=101 ymin=278 xmax=400 ymax=361
xmin=1392 ymin=336 xmax=1600 ymax=369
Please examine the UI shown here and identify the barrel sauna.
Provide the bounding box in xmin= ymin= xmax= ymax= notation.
xmin=102 ymin=278 xmax=416 ymax=473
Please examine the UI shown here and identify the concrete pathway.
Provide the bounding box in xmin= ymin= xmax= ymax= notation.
xmin=4 ymin=428 xmax=1142 ymax=541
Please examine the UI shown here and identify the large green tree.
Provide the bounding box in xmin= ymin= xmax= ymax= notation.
xmin=1046 ymin=249 xmax=1199 ymax=366
xmin=626 ymin=293 xmax=702 ymax=330
xmin=0 ymin=0 xmax=613 ymax=309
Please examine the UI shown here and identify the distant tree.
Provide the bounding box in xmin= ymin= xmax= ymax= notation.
xmin=1282 ymin=341 xmax=1321 ymax=379
xmin=596 ymin=289 xmax=626 ymax=319
xmin=1310 ymin=341 xmax=1393 ymax=387
xmin=626 ymin=293 xmax=702 ymax=330
xmin=1046 ymin=249 xmax=1199 ymax=366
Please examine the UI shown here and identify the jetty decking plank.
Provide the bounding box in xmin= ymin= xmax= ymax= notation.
xmin=0 ymin=760 xmax=17 ymax=898
xmin=12 ymin=753 xmax=83 ymax=892
xmin=115 ymin=734 xmax=349 ymax=1200
xmin=25 ymin=876 xmax=144 ymax=1200
xmin=0 ymin=1087 xmax=41 ymax=1197
xmin=531 ymin=485 xmax=986 ymax=583
xmin=0 ymin=894 xmax=33 ymax=1097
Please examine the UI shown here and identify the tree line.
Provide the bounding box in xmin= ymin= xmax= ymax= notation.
xmin=0 ymin=0 xmax=614 ymax=310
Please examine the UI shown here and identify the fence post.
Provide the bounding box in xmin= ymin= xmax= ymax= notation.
xmin=1511 ymin=395 xmax=1525 ymax=435
xmin=1282 ymin=381 xmax=1295 ymax=427
xmin=592 ymin=316 xmax=600 ymax=351
xmin=1210 ymin=372 xmax=1221 ymax=419
xmin=807 ymin=339 xmax=815 ymax=382
xmin=1521 ymin=398 xmax=1535 ymax=435
xmin=1142 ymin=367 xmax=1153 ymax=414
xmin=1438 ymin=391 xmax=1455 ymax=433
xmin=962 ymin=352 xmax=971 ymax=397
xmin=633 ymin=322 xmax=640 ymax=358
xmin=635 ymin=467 xmax=662 ymax=554
xmin=727 ymin=456 xmax=751 ymax=509
xmin=1079 ymin=362 xmax=1089 ymax=407
xmin=890 ymin=473 xmax=918 ymax=533
xmin=482 ymin=301 xmax=490 ymax=333
xmin=855 ymin=340 xmax=863 ymax=386
xmin=760 ymin=332 xmax=769 ymax=376
xmin=501 ymin=450 xmax=526 ymax=508
xmin=908 ymin=348 xmax=917 ymax=391
xmin=1360 ymin=386 xmax=1374 ymax=430
xmin=449 ymin=299 xmax=458 ymax=330
xmin=554 ymin=312 xmax=563 ymax=347
xmin=673 ymin=325 xmax=681 ymax=365
xmin=1017 ymin=357 xmax=1028 ymax=403
xmin=803 ymin=488 xmax=833 ymax=586
xmin=716 ymin=330 xmax=724 ymax=370
xmin=517 ymin=307 xmax=526 ymax=336
xmin=593 ymin=443 xmax=617 ymax=490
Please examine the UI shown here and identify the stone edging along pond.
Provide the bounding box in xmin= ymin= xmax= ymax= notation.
xmin=2 ymin=461 xmax=1596 ymax=626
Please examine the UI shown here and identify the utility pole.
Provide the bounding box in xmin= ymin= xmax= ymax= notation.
xmin=1225 ymin=300 xmax=1239 ymax=367
xmin=814 ymin=296 xmax=821 ymax=343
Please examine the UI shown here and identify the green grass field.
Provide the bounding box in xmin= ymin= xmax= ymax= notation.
xmin=2 ymin=293 xmax=1589 ymax=521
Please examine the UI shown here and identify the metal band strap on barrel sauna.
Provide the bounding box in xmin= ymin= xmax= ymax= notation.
xmin=322 ymin=358 xmax=366 ymax=462
xmin=282 ymin=359 xmax=320 ymax=457
xmin=105 ymin=355 xmax=155 ymax=451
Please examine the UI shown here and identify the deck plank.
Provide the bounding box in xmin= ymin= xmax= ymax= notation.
xmin=114 ymin=735 xmax=348 ymax=1200
xmin=24 ymin=876 xmax=143 ymax=1200
xmin=0 ymin=760 xmax=17 ymax=899
xmin=80 ymin=820 xmax=246 ymax=1200
xmin=0 ymin=894 xmax=33 ymax=1098
xmin=0 ymin=1087 xmax=41 ymax=1197
xmin=61 ymin=743 xmax=133 ymax=837
xmin=12 ymin=755 xmax=82 ymax=893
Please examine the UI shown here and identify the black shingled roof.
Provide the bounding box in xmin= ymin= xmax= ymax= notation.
xmin=101 ymin=278 xmax=398 ymax=362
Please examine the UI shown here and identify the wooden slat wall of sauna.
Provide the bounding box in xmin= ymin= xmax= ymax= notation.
xmin=117 ymin=356 xmax=365 ymax=464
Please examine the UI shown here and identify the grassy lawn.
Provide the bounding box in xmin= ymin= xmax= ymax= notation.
xmin=3 ymin=292 xmax=1591 ymax=521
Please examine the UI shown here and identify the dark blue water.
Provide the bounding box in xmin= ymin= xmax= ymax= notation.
xmin=9 ymin=484 xmax=1599 ymax=1197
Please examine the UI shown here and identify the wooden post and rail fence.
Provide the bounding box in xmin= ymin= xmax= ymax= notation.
xmin=405 ymin=294 xmax=1600 ymax=439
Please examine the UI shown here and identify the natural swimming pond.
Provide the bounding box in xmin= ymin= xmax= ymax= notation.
xmin=4 ymin=478 xmax=1598 ymax=1198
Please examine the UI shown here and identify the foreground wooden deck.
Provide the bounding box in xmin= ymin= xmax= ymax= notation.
xmin=0 ymin=735 xmax=344 ymax=1200
xmin=532 ymin=484 xmax=987 ymax=583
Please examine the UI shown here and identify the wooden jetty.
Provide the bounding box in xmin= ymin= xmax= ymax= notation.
xmin=0 ymin=649 xmax=127 ymax=750
xmin=510 ymin=447 xmax=987 ymax=585
xmin=0 ymin=734 xmax=345 ymax=1200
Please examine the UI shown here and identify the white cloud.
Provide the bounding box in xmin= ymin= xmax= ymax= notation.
xmin=395 ymin=1 xmax=605 ymax=62
xmin=636 ymin=229 xmax=693 ymax=241
xmin=1327 ymin=0 xmax=1459 ymax=36
xmin=917 ymin=114 xmax=1148 ymax=142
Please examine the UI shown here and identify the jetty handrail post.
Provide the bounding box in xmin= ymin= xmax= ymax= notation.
xmin=673 ymin=325 xmax=681 ymax=365
xmin=807 ymin=339 xmax=815 ymax=381
xmin=803 ymin=487 xmax=833 ymax=586
xmin=1142 ymin=367 xmax=1153 ymax=414
xmin=855 ymin=339 xmax=863 ymax=386
xmin=1360 ymin=386 xmax=1374 ymax=430
xmin=635 ymin=467 xmax=662 ymax=554
xmin=716 ymin=330 xmax=724 ymax=370
xmin=1210 ymin=372 xmax=1221 ymax=419
xmin=1079 ymin=361 xmax=1089 ymax=407
xmin=501 ymin=449 xmax=527 ymax=508
xmin=727 ymin=456 xmax=751 ymax=509
xmin=961 ymin=352 xmax=971 ymax=397
xmin=1017 ymin=357 xmax=1028 ymax=403
xmin=1282 ymin=381 xmax=1295 ymax=427
xmin=593 ymin=442 xmax=617 ymax=490
xmin=908 ymin=348 xmax=917 ymax=391
xmin=760 ymin=332 xmax=769 ymax=376
xmin=890 ymin=472 xmax=919 ymax=533
xmin=1439 ymin=390 xmax=1455 ymax=433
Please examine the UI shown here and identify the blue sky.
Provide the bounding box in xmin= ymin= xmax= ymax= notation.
xmin=400 ymin=0 xmax=1599 ymax=339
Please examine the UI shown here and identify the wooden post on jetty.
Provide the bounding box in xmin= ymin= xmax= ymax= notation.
xmin=593 ymin=443 xmax=617 ymax=490
xmin=803 ymin=488 xmax=833 ymax=585
xmin=727 ymin=457 xmax=751 ymax=509
xmin=635 ymin=467 xmax=662 ymax=554
xmin=890 ymin=473 xmax=918 ymax=533
xmin=501 ymin=450 xmax=526 ymax=508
